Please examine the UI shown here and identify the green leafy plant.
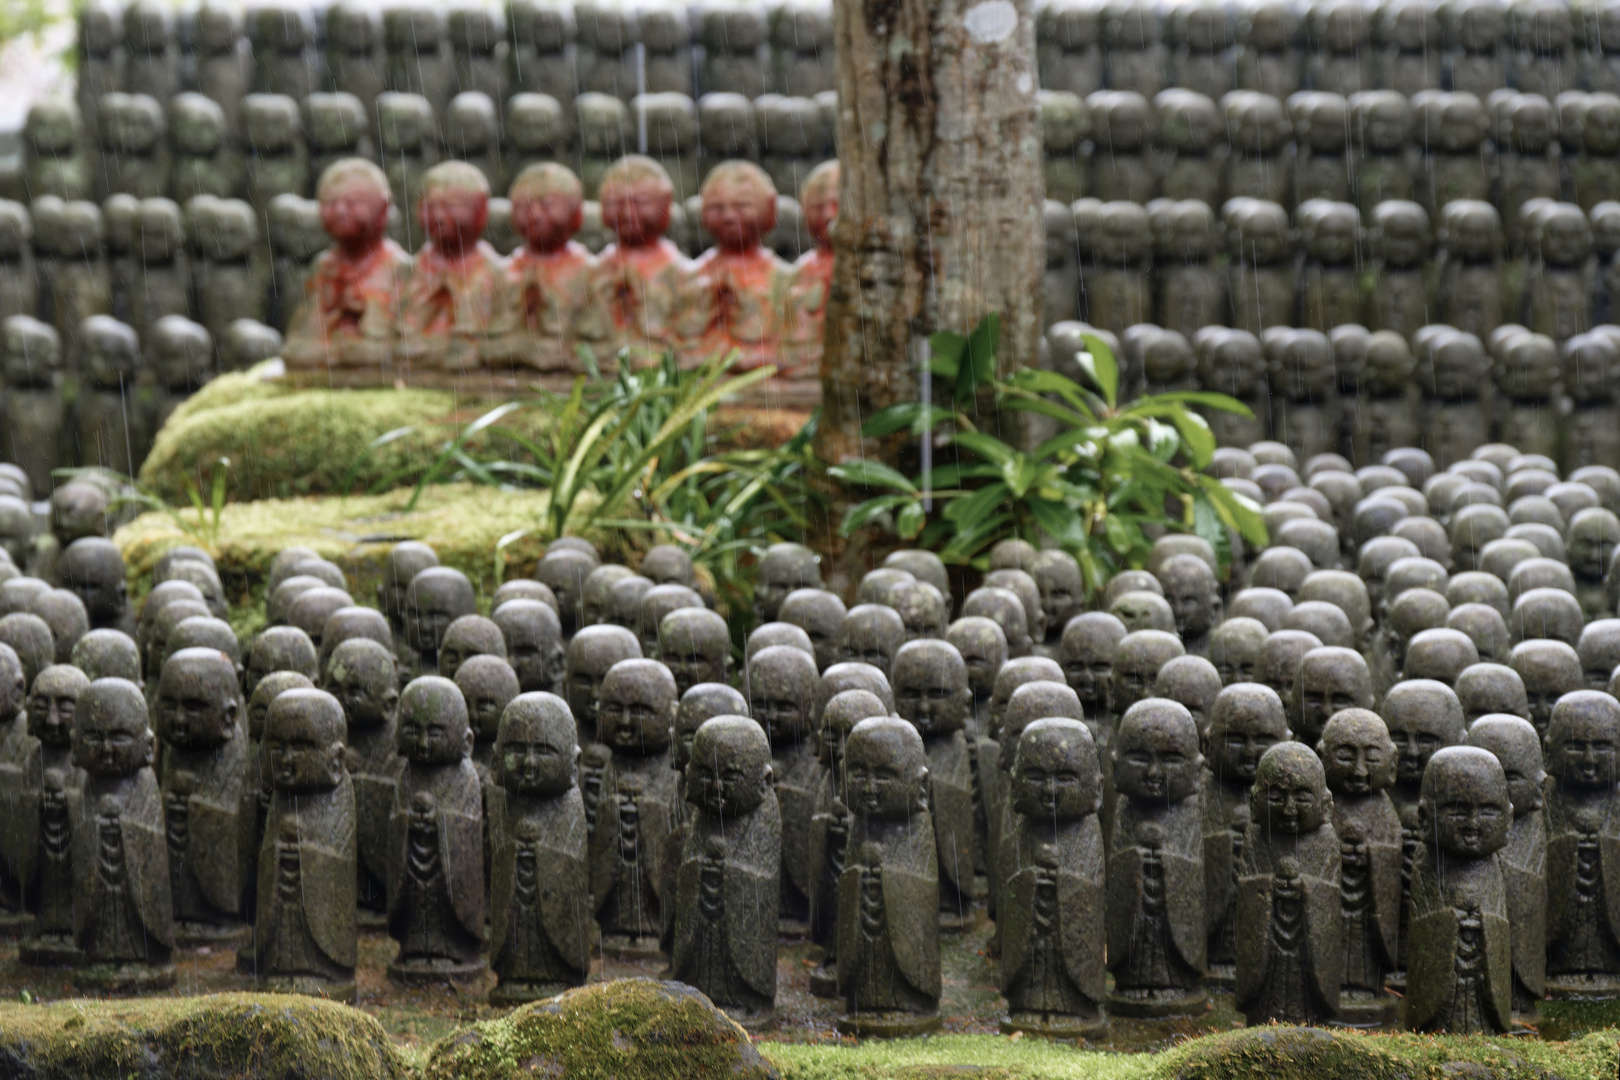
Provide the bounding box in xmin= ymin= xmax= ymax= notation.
xmin=832 ymin=317 xmax=1267 ymax=594
xmin=95 ymin=457 xmax=233 ymax=553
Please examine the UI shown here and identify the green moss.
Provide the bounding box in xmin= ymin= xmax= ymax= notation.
xmin=138 ymin=372 xmax=543 ymax=504
xmin=113 ymin=483 xmax=569 ymax=613
xmin=422 ymin=978 xmax=779 ymax=1080
xmin=0 ymin=992 xmax=411 ymax=1080
xmin=763 ymin=1035 xmax=1156 ymax=1080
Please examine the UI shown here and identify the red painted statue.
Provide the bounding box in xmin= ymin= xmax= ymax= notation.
xmin=495 ymin=162 xmax=600 ymax=373
xmin=588 ymin=156 xmax=689 ymax=369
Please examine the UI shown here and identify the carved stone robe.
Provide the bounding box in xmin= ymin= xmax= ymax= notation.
xmin=1544 ymin=788 xmax=1620 ymax=979
xmin=590 ymin=752 xmax=679 ymax=941
xmin=1333 ymin=791 xmax=1402 ymax=994
xmin=73 ymin=769 xmax=174 ymax=965
xmin=490 ymin=787 xmax=591 ymax=993
xmin=836 ymin=812 xmax=941 ymax=1015
xmin=387 ymin=758 xmax=486 ymax=965
xmin=1502 ymin=807 xmax=1546 ymax=1007
xmin=1000 ymin=812 xmax=1106 ymax=1018
xmin=161 ymin=733 xmax=252 ymax=928
xmin=253 ymin=777 xmax=358 ymax=982
xmin=346 ymin=720 xmax=401 ymax=915
xmin=1406 ymin=845 xmax=1513 ymax=1034
xmin=672 ymin=789 xmax=781 ymax=1012
xmin=775 ymin=739 xmax=820 ymax=925
xmin=282 ymin=240 xmax=412 ymax=371
xmin=1106 ymin=796 xmax=1207 ymax=992
xmin=927 ymin=730 xmax=977 ymax=915
xmin=1235 ymin=819 xmax=1343 ymax=1025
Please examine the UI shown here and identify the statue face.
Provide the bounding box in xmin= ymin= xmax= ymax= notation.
xmin=26 ymin=669 xmax=83 ymax=747
xmin=597 ymin=662 xmax=676 ymax=755
xmin=747 ymin=647 xmax=817 ymax=746
xmin=1252 ymin=748 xmax=1329 ymax=835
xmin=512 ymin=189 xmax=583 ymax=251
xmin=687 ymin=719 xmax=772 ymax=817
xmin=1212 ymin=700 xmax=1287 ymax=787
xmin=601 ymin=177 xmax=672 ymax=247
xmin=60 ymin=545 xmax=126 ymax=623
xmin=496 ymin=601 xmax=564 ymax=693
xmin=1297 ymin=651 xmax=1372 ymax=746
xmin=497 ymin=712 xmax=575 ymax=796
xmin=891 ymin=643 xmax=970 ymax=738
xmin=1321 ymin=713 xmax=1395 ymax=795
xmin=457 ymin=659 xmax=518 ymax=744
xmin=1424 ymin=751 xmax=1512 ymax=858
xmin=803 ymin=179 xmax=837 ymax=248
xmin=1551 ymin=706 xmax=1620 ymax=791
xmin=397 ymin=680 xmax=470 ymax=765
xmin=319 ymin=175 xmax=390 ymax=246
xmin=1012 ymin=722 xmax=1098 ymax=821
xmin=756 ymin=546 xmax=820 ymax=622
xmin=324 ymin=646 xmax=397 ymax=729
xmin=74 ymin=696 xmax=150 ymax=776
xmin=1388 ymin=695 xmax=1462 ymax=787
xmin=154 ymin=653 xmax=239 ymax=749
xmin=405 ymin=573 xmax=475 ymax=655
xmin=659 ymin=618 xmax=728 ymax=693
xmin=263 ymin=703 xmax=344 ymax=792
xmin=845 ymin=721 xmax=928 ymax=820
xmin=948 ymin=618 xmax=1007 ymax=698
xmin=700 ymin=175 xmax=772 ymax=251
xmin=1114 ymin=710 xmax=1202 ymax=802
xmin=419 ymin=185 xmax=489 ymax=249
xmin=1061 ymin=616 xmax=1122 ymax=706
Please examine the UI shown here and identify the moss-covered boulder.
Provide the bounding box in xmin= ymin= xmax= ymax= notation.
xmin=138 ymin=364 xmax=540 ymax=504
xmin=423 ymin=979 xmax=778 ymax=1080
xmin=1151 ymin=1025 xmax=1620 ymax=1080
xmin=113 ymin=483 xmax=567 ymax=630
xmin=0 ymin=993 xmax=410 ymax=1080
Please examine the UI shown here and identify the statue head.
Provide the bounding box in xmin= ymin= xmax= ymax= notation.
xmin=263 ymin=688 xmax=347 ymax=792
xmin=1156 ymin=553 xmax=1221 ymax=639
xmin=1013 ymin=717 xmax=1101 ymax=821
xmin=988 ymin=656 xmax=1065 ymax=736
xmin=249 ymin=670 xmax=314 ymax=742
xmin=316 ymin=157 xmax=392 ymax=250
xmin=599 ymin=155 xmax=675 ymax=248
xmin=635 ymin=584 xmax=703 ymax=658
xmin=509 ymin=162 xmax=584 ymax=253
xmin=799 ymin=160 xmax=838 ymax=251
xmin=26 ymin=663 xmax=88 ymax=748
xmin=838 ymin=603 xmax=906 ymax=678
xmin=494 ymin=598 xmax=565 ymax=695
xmin=1467 ymin=713 xmax=1545 ymax=816
xmin=1403 ymin=628 xmax=1480 ymax=688
xmin=658 ymin=607 xmax=729 ymax=695
xmin=536 ymin=548 xmax=597 ymax=634
xmin=29 ymin=589 xmax=89 ymax=665
xmin=699 ymin=160 xmax=776 ymax=253
xmin=404 ymin=567 xmax=477 ymax=657
xmin=437 ymin=614 xmax=506 ymax=679
xmin=755 ymin=543 xmax=821 ymax=623
xmin=581 ymin=564 xmax=634 ymax=628
xmin=947 ymin=616 xmax=1008 ymax=700
xmin=888 ymin=579 xmax=949 ymax=641
xmin=1002 ymin=680 xmax=1083 ymax=766
xmin=1547 ymin=690 xmax=1620 ymax=792
xmin=73 ymin=677 xmax=153 ymax=776
xmin=1251 ymin=742 xmax=1332 ymax=836
xmin=780 ymin=587 xmax=847 ymax=672
xmin=416 ymin=159 xmax=489 ymax=252
xmin=1209 ymin=616 xmax=1269 ymax=685
xmin=962 ymin=587 xmax=1033 ymax=657
xmin=1447 ymin=603 xmax=1511 ymax=664
xmin=1154 ymin=655 xmax=1222 ymax=736
xmin=1418 ymin=745 xmax=1512 ymax=858
xmin=1108 ymin=629 xmax=1185 ymax=717
xmin=984 ymin=569 xmax=1047 ymax=644
xmin=455 ymin=654 xmax=520 ymax=746
xmin=1206 ymin=682 xmax=1289 ymax=788
xmin=1455 ymin=661 xmax=1531 ymax=724
xmin=58 ymin=537 xmax=126 ymax=625
xmin=819 ymin=688 xmax=889 ymax=768
xmin=687 ymin=715 xmax=773 ymax=818
xmin=378 ymin=541 xmax=438 ymax=623
xmin=71 ymin=629 xmax=141 ymax=686
xmin=674 ymin=682 xmax=749 ymax=774
xmin=845 ymin=716 xmax=930 ymax=819
xmin=890 ymin=639 xmax=972 ymax=739
xmin=1509 ymin=638 xmax=1583 ymax=738
xmin=245 ymin=625 xmax=318 ymax=698
xmin=746 ymin=643 xmax=819 ymax=748
xmin=154 ymin=647 xmax=239 ymax=749
xmin=397 ymin=675 xmax=472 ymax=765
xmin=1383 ymin=678 xmax=1467 ymax=789
xmin=598 ymin=658 xmax=677 ymax=756
xmin=1113 ymin=698 xmax=1203 ymax=802
xmin=497 ymin=692 xmax=579 ymax=797
xmin=1319 ymin=707 xmax=1397 ymax=797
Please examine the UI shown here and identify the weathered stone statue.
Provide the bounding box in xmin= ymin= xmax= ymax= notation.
xmin=1196 ymin=328 xmax=1269 ymax=447
xmin=589 ymin=156 xmax=690 ymax=364
xmin=1223 ymin=91 xmax=1294 ymax=205
xmin=456 ymin=655 xmax=520 ymax=789
xmin=562 ymin=625 xmax=641 ymax=824
xmin=282 ymin=159 xmax=412 ymax=373
xmin=154 ymin=647 xmax=250 ymax=945
xmin=493 ymin=599 xmax=564 ymax=696
xmin=1202 ymin=682 xmax=1286 ymax=981
xmin=890 ymin=640 xmax=976 ymax=926
xmin=11 ymin=664 xmax=87 ymax=965
xmin=1292 ymin=91 xmax=1353 ymax=204
xmin=676 ymin=161 xmax=791 ymax=370
xmin=1107 ymin=698 xmax=1207 ymax=1016
xmin=497 ymin=163 xmax=597 ymax=373
xmin=71 ymin=677 xmax=175 ymax=990
xmin=1225 ymin=198 xmax=1295 ymax=334
xmin=1541 ymin=691 xmax=1620 ymax=997
xmin=754 ymin=543 xmax=822 ymax=625
xmin=999 ymin=717 xmax=1106 ymax=1039
xmin=1086 ymin=92 xmax=1156 ymax=203
xmin=1436 ymin=202 xmax=1506 ymax=340
xmin=671 ymin=715 xmax=780 ymax=1028
xmin=591 ymin=659 xmax=680 ymax=954
xmin=1495 ymin=94 xmax=1562 ymax=253
xmin=1235 ymin=742 xmax=1341 ymax=1025
xmin=1524 ymin=203 xmax=1594 ymax=343
xmin=1157 ymin=553 xmax=1221 ymax=657
xmin=488 ymin=693 xmax=591 ymax=1006
xmin=1319 ymin=708 xmax=1402 ymax=1025
xmin=1405 ymin=746 xmax=1514 ymax=1033
xmin=404 ymin=567 xmax=477 ymax=677
xmin=388 ymin=677 xmax=487 ymax=985
xmin=659 ymin=607 xmax=729 ymax=697
xmin=1418 ymin=328 xmax=1492 ymax=469
xmin=1293 ymin=646 xmax=1377 ymax=747
xmin=1561 ymin=331 xmax=1620 ymax=473
xmin=745 ymin=644 xmax=818 ymax=932
xmin=1299 ymin=200 xmax=1364 ymax=331
xmin=836 ymin=716 xmax=941 ymax=1036
xmin=1510 ymin=637 xmax=1583 ymax=739
xmin=245 ymin=688 xmax=357 ymax=1000
xmin=1467 ymin=713 xmax=1546 ymax=1019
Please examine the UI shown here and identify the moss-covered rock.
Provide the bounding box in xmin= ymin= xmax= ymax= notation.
xmin=137 ymin=364 xmax=543 ymax=504
xmin=423 ymin=978 xmax=779 ymax=1080
xmin=0 ymin=992 xmax=411 ymax=1080
xmin=113 ymin=483 xmax=570 ymax=629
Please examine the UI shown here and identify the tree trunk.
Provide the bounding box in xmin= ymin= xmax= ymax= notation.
xmin=816 ymin=0 xmax=1044 ymax=476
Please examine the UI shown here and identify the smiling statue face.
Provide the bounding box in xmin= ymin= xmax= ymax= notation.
xmin=1208 ymin=684 xmax=1289 ymax=787
xmin=26 ymin=665 xmax=87 ymax=747
xmin=1548 ymin=692 xmax=1620 ymax=791
xmin=72 ymin=680 xmax=151 ymax=777
xmin=686 ymin=716 xmax=772 ymax=818
xmin=844 ymin=717 xmax=928 ymax=821
xmin=154 ymin=648 xmax=240 ymax=750
xmin=262 ymin=690 xmax=345 ymax=793
xmin=1319 ymin=709 xmax=1396 ymax=796
xmin=396 ymin=677 xmax=470 ymax=766
xmin=1251 ymin=743 xmax=1330 ymax=836
xmin=596 ymin=660 xmax=676 ymax=756
xmin=891 ymin=640 xmax=971 ymax=739
xmin=1113 ymin=702 xmax=1203 ymax=802
xmin=496 ymin=697 xmax=577 ymax=797
xmin=1012 ymin=718 xmax=1099 ymax=821
xmin=1421 ymin=747 xmax=1511 ymax=858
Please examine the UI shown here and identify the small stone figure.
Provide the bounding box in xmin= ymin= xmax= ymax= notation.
xmin=283 ymin=159 xmax=413 ymax=373
xmin=755 ymin=543 xmax=822 ymax=624
xmin=1235 ymin=743 xmax=1341 ymax=1025
xmin=403 ymin=567 xmax=476 ymax=678
xmin=677 ymin=162 xmax=792 ymax=370
xmin=1298 ymin=200 xmax=1364 ymax=332
xmin=1419 ymin=329 xmax=1493 ymax=469
xmin=660 ymin=608 xmax=729 ymax=698
xmin=1236 ymin=0 xmax=1303 ymax=97
xmin=999 ymin=717 xmax=1107 ymax=1039
xmin=247 ymin=689 xmax=357 ymax=1000
xmin=498 ymin=163 xmax=596 ymax=373
xmin=388 ymin=677 xmax=487 ymax=985
xmin=746 ymin=644 xmax=819 ymax=931
xmin=71 ymin=677 xmax=175 ymax=990
xmin=1086 ymin=92 xmax=1157 ymax=203
xmin=1108 ymin=698 xmax=1207 ymax=1017
xmin=12 ymin=664 xmax=87 ymax=965
xmin=1293 ymin=646 xmax=1376 ymax=746
xmin=1076 ymin=200 xmax=1152 ymax=334
xmin=1492 ymin=331 xmax=1561 ymax=462
xmin=1405 ymin=746 xmax=1514 ymax=1033
xmin=589 ymin=156 xmax=690 ymax=364
xmin=591 ymin=659 xmax=680 ymax=953
xmin=0 ymin=317 xmax=65 ymax=498
xmin=98 ymin=94 xmax=170 ymax=200
xmin=376 ymin=93 xmax=437 ymax=250
xmin=1494 ymin=94 xmax=1562 ymax=253
xmin=1222 ymin=91 xmax=1293 ymax=207
xmin=169 ymin=94 xmax=243 ymax=201
xmin=1542 ymin=691 xmax=1620 ymax=996
xmin=396 ymin=161 xmax=510 ymax=372
xmin=0 ymin=202 xmax=36 ymax=326
xmin=1319 ymin=708 xmax=1402 ymax=1025
xmin=1196 ymin=328 xmax=1269 ymax=447
xmin=189 ymin=198 xmax=267 ymax=347
xmin=322 ymin=638 xmax=399 ymax=922
xmin=488 ymin=693 xmax=591 ymax=1006
xmin=1351 ymin=92 xmax=1418 ymax=215
xmin=1562 ymin=331 xmax=1620 ymax=473
xmin=1417 ymin=92 xmax=1493 ymax=217
xmin=1268 ymin=329 xmax=1341 ymax=472
xmin=835 ymin=716 xmax=942 ymax=1036
xmin=1153 ymin=201 xmax=1225 ymax=340
xmin=1225 ymin=198 xmax=1295 ymax=334
xmin=242 ymin=94 xmax=309 ymax=210
xmin=1467 ymin=713 xmax=1546 ymax=1018
xmin=1523 ymin=203 xmax=1594 ymax=343
xmin=1291 ymin=92 xmax=1352 ymax=205
xmin=672 ymin=715 xmax=780 ymax=1028
xmin=1367 ymin=202 xmax=1433 ymax=341
xmin=782 ymin=161 xmax=837 ymax=378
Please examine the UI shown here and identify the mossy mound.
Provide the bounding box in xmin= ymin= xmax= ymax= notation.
xmin=113 ymin=482 xmax=567 ymax=626
xmin=0 ymin=992 xmax=411 ymax=1080
xmin=422 ymin=978 xmax=779 ymax=1080
xmin=138 ymin=364 xmax=543 ymax=504
xmin=1150 ymin=1025 xmax=1620 ymax=1080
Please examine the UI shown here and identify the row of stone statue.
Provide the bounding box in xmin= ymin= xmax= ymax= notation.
xmin=31 ymin=87 xmax=837 ymax=214
xmin=1037 ymin=88 xmax=1620 ymax=220
xmin=1048 ymin=320 xmax=1620 ymax=474
xmin=1045 ymin=197 xmax=1618 ymax=343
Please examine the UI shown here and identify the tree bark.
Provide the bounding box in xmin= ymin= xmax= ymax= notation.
xmin=816 ymin=0 xmax=1044 ymax=474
